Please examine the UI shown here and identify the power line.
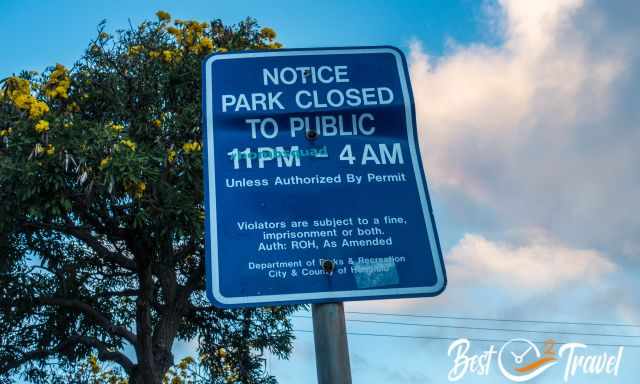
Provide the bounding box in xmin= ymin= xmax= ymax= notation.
xmin=340 ymin=311 xmax=640 ymax=328
xmin=293 ymin=329 xmax=640 ymax=348
xmin=292 ymin=315 xmax=640 ymax=339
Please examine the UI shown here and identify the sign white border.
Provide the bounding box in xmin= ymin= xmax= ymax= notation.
xmin=204 ymin=47 xmax=445 ymax=306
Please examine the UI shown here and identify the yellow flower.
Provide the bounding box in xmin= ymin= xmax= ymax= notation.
xmin=156 ymin=10 xmax=171 ymax=22
xmin=152 ymin=119 xmax=162 ymax=128
xmin=100 ymin=156 xmax=112 ymax=169
xmin=12 ymin=93 xmax=32 ymax=109
xmin=54 ymin=86 xmax=67 ymax=97
xmin=162 ymin=50 xmax=174 ymax=63
xmin=108 ymin=122 xmax=125 ymax=133
xmin=149 ymin=51 xmax=160 ymax=59
xmin=5 ymin=77 xmax=31 ymax=102
xmin=34 ymin=143 xmax=45 ymax=155
xmin=29 ymin=100 xmax=50 ymax=119
xmin=88 ymin=354 xmax=100 ymax=374
xmin=216 ymin=347 xmax=227 ymax=358
xmin=177 ymin=356 xmax=193 ymax=370
xmin=45 ymin=144 xmax=55 ymax=156
xmin=0 ymin=128 xmax=12 ymax=137
xmin=64 ymin=122 xmax=73 ymax=129
xmin=67 ymin=102 xmax=80 ymax=113
xmin=168 ymin=149 xmax=177 ymax=163
xmin=217 ymin=47 xmax=228 ymax=53
xmin=182 ymin=141 xmax=201 ymax=153
xmin=135 ymin=181 xmax=146 ymax=198
xmin=188 ymin=43 xmax=202 ymax=55
xmin=200 ymin=37 xmax=214 ymax=52
xmin=260 ymin=27 xmax=277 ymax=40
xmin=189 ymin=21 xmax=205 ymax=33
xmin=167 ymin=26 xmax=180 ymax=36
xmin=5 ymin=77 xmax=51 ymax=120
xmin=35 ymin=120 xmax=49 ymax=133
xmin=119 ymin=139 xmax=137 ymax=151
xmin=44 ymin=64 xmax=71 ymax=100
xmin=128 ymin=45 xmax=143 ymax=55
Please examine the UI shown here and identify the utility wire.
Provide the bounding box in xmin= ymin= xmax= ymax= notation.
xmin=292 ymin=315 xmax=640 ymax=339
xmin=339 ymin=311 xmax=640 ymax=328
xmin=293 ymin=329 xmax=640 ymax=348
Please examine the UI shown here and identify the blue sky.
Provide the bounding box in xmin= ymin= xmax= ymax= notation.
xmin=0 ymin=0 xmax=491 ymax=78
xmin=2 ymin=0 xmax=640 ymax=383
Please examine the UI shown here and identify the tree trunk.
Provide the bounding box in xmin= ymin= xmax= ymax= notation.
xmin=131 ymin=368 xmax=162 ymax=384
xmin=129 ymin=348 xmax=174 ymax=384
xmin=130 ymin=249 xmax=180 ymax=384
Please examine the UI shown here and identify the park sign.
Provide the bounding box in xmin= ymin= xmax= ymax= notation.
xmin=202 ymin=46 xmax=446 ymax=308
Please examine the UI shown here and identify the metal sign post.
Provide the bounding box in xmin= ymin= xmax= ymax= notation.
xmin=312 ymin=302 xmax=352 ymax=384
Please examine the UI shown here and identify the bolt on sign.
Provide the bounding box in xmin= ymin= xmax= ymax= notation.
xmin=202 ymin=46 xmax=446 ymax=307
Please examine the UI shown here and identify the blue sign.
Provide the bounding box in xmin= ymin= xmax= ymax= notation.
xmin=202 ymin=46 xmax=446 ymax=307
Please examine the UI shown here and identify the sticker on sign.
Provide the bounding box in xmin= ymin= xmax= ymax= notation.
xmin=202 ymin=46 xmax=446 ymax=307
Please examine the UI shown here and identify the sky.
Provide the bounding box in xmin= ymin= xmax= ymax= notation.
xmin=2 ymin=0 xmax=640 ymax=383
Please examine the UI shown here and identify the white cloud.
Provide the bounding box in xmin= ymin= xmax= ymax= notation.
xmin=445 ymin=233 xmax=615 ymax=293
xmin=348 ymin=231 xmax=617 ymax=315
xmin=409 ymin=0 xmax=639 ymax=256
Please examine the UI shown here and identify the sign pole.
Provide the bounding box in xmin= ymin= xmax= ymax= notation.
xmin=312 ymin=302 xmax=352 ymax=384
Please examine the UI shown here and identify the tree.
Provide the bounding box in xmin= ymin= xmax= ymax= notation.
xmin=0 ymin=11 xmax=295 ymax=384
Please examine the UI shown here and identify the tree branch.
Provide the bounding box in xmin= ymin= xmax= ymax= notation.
xmin=68 ymin=335 xmax=135 ymax=374
xmin=91 ymin=289 xmax=140 ymax=299
xmin=36 ymin=297 xmax=137 ymax=345
xmin=0 ymin=342 xmax=67 ymax=374
xmin=21 ymin=221 xmax=136 ymax=270
xmin=0 ymin=337 xmax=134 ymax=376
